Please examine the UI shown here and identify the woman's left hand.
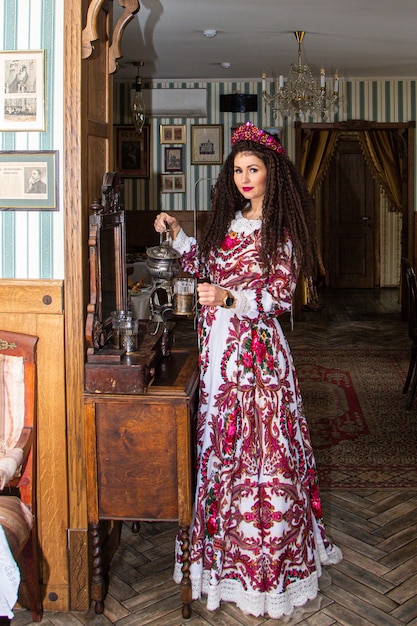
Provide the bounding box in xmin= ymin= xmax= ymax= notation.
xmin=197 ymin=282 xmax=228 ymax=307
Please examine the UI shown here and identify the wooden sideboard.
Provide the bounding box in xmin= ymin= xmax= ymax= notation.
xmin=84 ymin=342 xmax=199 ymax=618
xmin=83 ymin=175 xmax=199 ymax=617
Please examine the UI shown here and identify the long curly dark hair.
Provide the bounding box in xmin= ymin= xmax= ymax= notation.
xmin=199 ymin=140 xmax=317 ymax=278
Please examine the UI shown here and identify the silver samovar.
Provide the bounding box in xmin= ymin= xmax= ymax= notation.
xmin=146 ymin=231 xmax=181 ymax=353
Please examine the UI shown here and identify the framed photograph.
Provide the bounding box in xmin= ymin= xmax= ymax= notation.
xmin=161 ymin=173 xmax=186 ymax=193
xmin=191 ymin=124 xmax=223 ymax=165
xmin=115 ymin=125 xmax=150 ymax=178
xmin=160 ymin=124 xmax=186 ymax=144
xmin=0 ymin=50 xmax=46 ymax=131
xmin=164 ymin=146 xmax=183 ymax=172
xmin=0 ymin=151 xmax=58 ymax=210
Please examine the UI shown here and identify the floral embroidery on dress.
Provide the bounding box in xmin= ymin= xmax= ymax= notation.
xmin=205 ymin=477 xmax=221 ymax=538
xmin=307 ymin=468 xmax=323 ymax=519
xmin=221 ymin=231 xmax=241 ymax=251
xmin=241 ymin=326 xmax=275 ymax=375
xmin=221 ymin=405 xmax=240 ymax=458
xmin=172 ymin=211 xmax=342 ymax=619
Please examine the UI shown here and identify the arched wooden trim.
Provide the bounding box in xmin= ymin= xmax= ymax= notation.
xmin=82 ymin=0 xmax=107 ymax=60
xmin=82 ymin=0 xmax=140 ymax=73
xmin=109 ymin=0 xmax=140 ymax=73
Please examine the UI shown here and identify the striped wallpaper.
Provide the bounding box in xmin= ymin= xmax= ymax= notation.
xmin=114 ymin=78 xmax=417 ymax=218
xmin=0 ymin=0 xmax=64 ymax=280
xmin=0 ymin=1 xmax=415 ymax=284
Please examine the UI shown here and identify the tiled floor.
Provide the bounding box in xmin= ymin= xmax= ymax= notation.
xmin=10 ymin=288 xmax=417 ymax=626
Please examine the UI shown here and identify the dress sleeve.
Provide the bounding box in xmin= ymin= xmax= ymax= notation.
xmin=233 ymin=239 xmax=298 ymax=320
xmin=172 ymin=229 xmax=208 ymax=278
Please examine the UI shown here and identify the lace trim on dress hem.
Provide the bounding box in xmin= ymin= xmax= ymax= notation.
xmin=175 ymin=566 xmax=321 ymax=620
xmin=173 ymin=547 xmax=322 ymax=621
xmin=173 ymin=529 xmax=342 ymax=620
xmin=322 ymin=543 xmax=343 ymax=565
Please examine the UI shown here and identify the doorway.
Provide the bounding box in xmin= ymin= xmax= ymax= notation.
xmin=323 ymin=134 xmax=377 ymax=288
xmin=295 ymin=121 xmax=415 ymax=301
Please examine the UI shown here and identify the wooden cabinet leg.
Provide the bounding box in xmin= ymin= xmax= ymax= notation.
xmin=90 ymin=522 xmax=105 ymax=614
xmin=179 ymin=524 xmax=192 ymax=619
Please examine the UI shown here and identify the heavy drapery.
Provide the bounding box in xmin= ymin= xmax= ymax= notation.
xmin=358 ymin=130 xmax=403 ymax=212
xmin=298 ymin=127 xmax=405 ymax=303
xmin=299 ymin=127 xmax=404 ymax=211
xmin=298 ymin=129 xmax=338 ymax=305
xmin=300 ymin=129 xmax=339 ymax=195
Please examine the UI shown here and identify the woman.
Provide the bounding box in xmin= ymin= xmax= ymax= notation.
xmin=154 ymin=121 xmax=342 ymax=620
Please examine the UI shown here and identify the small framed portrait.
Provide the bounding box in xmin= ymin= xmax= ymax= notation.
xmin=191 ymin=124 xmax=223 ymax=165
xmin=161 ymin=173 xmax=186 ymax=193
xmin=0 ymin=150 xmax=58 ymax=210
xmin=164 ymin=146 xmax=183 ymax=172
xmin=115 ymin=125 xmax=150 ymax=178
xmin=0 ymin=49 xmax=46 ymax=131
xmin=160 ymin=124 xmax=186 ymax=144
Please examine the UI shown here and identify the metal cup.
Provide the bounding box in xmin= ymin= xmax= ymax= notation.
xmin=111 ymin=310 xmax=133 ymax=349
xmin=173 ymin=278 xmax=195 ymax=316
xmin=119 ymin=318 xmax=139 ymax=353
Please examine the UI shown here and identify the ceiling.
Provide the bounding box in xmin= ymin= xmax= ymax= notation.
xmin=113 ymin=0 xmax=417 ymax=83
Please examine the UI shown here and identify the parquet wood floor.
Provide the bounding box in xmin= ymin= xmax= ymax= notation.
xmin=10 ymin=288 xmax=417 ymax=626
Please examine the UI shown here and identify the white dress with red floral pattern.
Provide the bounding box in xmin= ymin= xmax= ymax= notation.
xmin=172 ymin=211 xmax=342 ymax=619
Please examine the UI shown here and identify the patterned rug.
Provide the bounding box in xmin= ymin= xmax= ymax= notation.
xmin=292 ymin=349 xmax=417 ymax=489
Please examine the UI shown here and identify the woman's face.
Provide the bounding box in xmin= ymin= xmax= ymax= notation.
xmin=233 ymin=152 xmax=267 ymax=204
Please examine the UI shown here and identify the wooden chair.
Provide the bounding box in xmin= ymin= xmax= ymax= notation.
xmin=0 ymin=330 xmax=42 ymax=622
xmin=401 ymin=258 xmax=417 ymax=409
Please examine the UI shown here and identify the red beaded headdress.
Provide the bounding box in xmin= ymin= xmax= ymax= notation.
xmin=231 ymin=121 xmax=286 ymax=154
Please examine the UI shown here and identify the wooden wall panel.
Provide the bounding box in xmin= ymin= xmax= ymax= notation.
xmin=64 ymin=0 xmax=114 ymax=610
xmin=0 ymin=279 xmax=68 ymax=611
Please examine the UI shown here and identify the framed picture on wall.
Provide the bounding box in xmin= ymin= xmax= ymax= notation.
xmin=191 ymin=124 xmax=223 ymax=165
xmin=160 ymin=124 xmax=186 ymax=144
xmin=164 ymin=146 xmax=183 ymax=172
xmin=115 ymin=125 xmax=150 ymax=178
xmin=161 ymin=173 xmax=186 ymax=193
xmin=0 ymin=150 xmax=58 ymax=210
xmin=0 ymin=49 xmax=46 ymax=131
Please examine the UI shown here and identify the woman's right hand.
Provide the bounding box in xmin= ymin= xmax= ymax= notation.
xmin=154 ymin=212 xmax=181 ymax=240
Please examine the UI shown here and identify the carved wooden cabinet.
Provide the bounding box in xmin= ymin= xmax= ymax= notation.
xmin=84 ymin=345 xmax=198 ymax=617
xmin=83 ymin=174 xmax=199 ymax=618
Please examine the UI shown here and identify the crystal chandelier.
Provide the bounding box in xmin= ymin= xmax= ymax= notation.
xmin=261 ymin=31 xmax=339 ymax=120
xmin=131 ymin=61 xmax=145 ymax=134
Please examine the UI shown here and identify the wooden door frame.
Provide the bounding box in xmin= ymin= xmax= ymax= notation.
xmin=64 ymin=0 xmax=140 ymax=609
xmin=295 ymin=120 xmax=415 ymax=304
xmin=64 ymin=0 xmax=114 ymax=610
xmin=323 ymin=134 xmax=379 ymax=288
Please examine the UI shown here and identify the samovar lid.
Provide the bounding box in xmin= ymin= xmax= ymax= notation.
xmin=146 ymin=231 xmax=181 ymax=260
xmin=146 ymin=244 xmax=181 ymax=259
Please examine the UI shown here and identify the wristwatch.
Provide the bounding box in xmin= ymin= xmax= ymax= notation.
xmin=222 ymin=290 xmax=235 ymax=308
